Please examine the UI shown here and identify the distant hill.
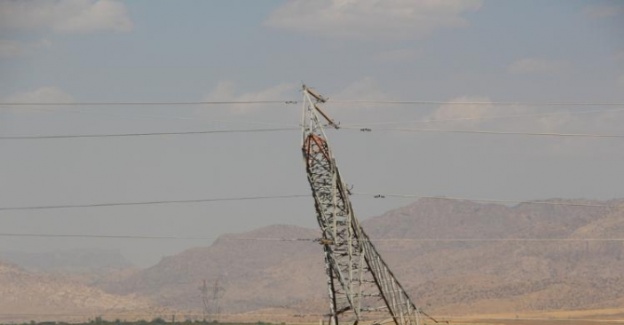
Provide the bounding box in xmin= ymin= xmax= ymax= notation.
xmin=100 ymin=198 xmax=624 ymax=316
xmin=0 ymin=248 xmax=133 ymax=274
xmin=101 ymin=225 xmax=324 ymax=313
xmin=0 ymin=261 xmax=159 ymax=323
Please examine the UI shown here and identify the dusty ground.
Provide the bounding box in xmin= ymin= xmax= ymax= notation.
xmin=3 ymin=308 xmax=624 ymax=325
xmin=440 ymin=308 xmax=624 ymax=325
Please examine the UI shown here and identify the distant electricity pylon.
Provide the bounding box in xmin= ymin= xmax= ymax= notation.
xmin=300 ymin=85 xmax=440 ymax=325
xmin=199 ymin=280 xmax=209 ymax=321
xmin=199 ymin=279 xmax=225 ymax=322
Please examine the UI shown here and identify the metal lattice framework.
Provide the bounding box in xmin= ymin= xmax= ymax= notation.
xmin=300 ymin=85 xmax=431 ymax=325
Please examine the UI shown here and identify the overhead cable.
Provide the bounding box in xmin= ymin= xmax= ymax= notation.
xmin=0 ymin=233 xmax=214 ymax=240
xmin=230 ymin=237 xmax=624 ymax=243
xmin=0 ymin=100 xmax=298 ymax=106
xmin=0 ymin=127 xmax=298 ymax=140
xmin=0 ymin=193 xmax=618 ymax=212
xmin=329 ymin=100 xmax=624 ymax=106
xmin=344 ymin=107 xmax=624 ymax=127
xmin=2 ymin=126 xmax=623 ymax=140
xmin=344 ymin=127 xmax=624 ymax=139
xmin=3 ymin=99 xmax=624 ymax=107
xmin=0 ymin=233 xmax=623 ymax=242
xmin=0 ymin=194 xmax=309 ymax=211
xmin=354 ymin=192 xmax=620 ymax=208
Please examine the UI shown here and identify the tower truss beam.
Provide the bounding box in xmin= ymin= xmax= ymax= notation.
xmin=300 ymin=85 xmax=433 ymax=325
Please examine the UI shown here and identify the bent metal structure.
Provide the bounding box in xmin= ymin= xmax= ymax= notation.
xmin=300 ymin=86 xmax=436 ymax=325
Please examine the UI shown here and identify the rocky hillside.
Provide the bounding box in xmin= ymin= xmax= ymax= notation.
xmin=0 ymin=261 xmax=160 ymax=323
xmin=101 ymin=198 xmax=624 ymax=316
xmin=0 ymin=248 xmax=133 ymax=274
xmin=101 ymin=225 xmax=324 ymax=313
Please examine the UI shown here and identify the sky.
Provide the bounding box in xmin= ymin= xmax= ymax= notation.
xmin=1 ymin=0 xmax=624 ymax=266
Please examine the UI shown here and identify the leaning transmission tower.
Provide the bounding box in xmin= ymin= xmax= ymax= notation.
xmin=300 ymin=85 xmax=438 ymax=325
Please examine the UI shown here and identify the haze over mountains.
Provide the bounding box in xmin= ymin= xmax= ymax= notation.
xmin=0 ymin=248 xmax=133 ymax=274
xmin=0 ymin=261 xmax=157 ymax=323
xmin=2 ymin=198 xmax=624 ymax=321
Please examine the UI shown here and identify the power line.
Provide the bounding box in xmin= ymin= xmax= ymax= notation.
xmin=231 ymin=237 xmax=624 ymax=243
xmin=2 ymin=126 xmax=623 ymax=140
xmin=0 ymin=100 xmax=298 ymax=106
xmin=0 ymin=233 xmax=215 ymax=240
xmin=369 ymin=238 xmax=624 ymax=242
xmin=345 ymin=126 xmax=624 ymax=139
xmin=330 ymin=99 xmax=624 ymax=106
xmin=1 ymin=233 xmax=623 ymax=242
xmin=3 ymin=99 xmax=624 ymax=107
xmin=0 ymin=193 xmax=618 ymax=212
xmin=355 ymin=192 xmax=620 ymax=208
xmin=344 ymin=107 xmax=624 ymax=127
xmin=0 ymin=127 xmax=299 ymax=140
xmin=12 ymin=106 xmax=302 ymax=128
xmin=0 ymin=194 xmax=310 ymax=212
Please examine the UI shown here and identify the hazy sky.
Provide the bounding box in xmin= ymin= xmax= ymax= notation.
xmin=1 ymin=0 xmax=624 ymax=266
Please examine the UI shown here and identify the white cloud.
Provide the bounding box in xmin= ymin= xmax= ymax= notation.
xmin=423 ymin=96 xmax=624 ymax=138
xmin=265 ymin=0 xmax=483 ymax=40
xmin=0 ymin=0 xmax=132 ymax=34
xmin=203 ymin=81 xmax=298 ymax=115
xmin=205 ymin=81 xmax=297 ymax=102
xmin=508 ymin=58 xmax=568 ymax=75
xmin=204 ymin=81 xmax=237 ymax=102
xmin=427 ymin=99 xmax=556 ymax=131
xmin=331 ymin=77 xmax=390 ymax=101
xmin=422 ymin=96 xmax=545 ymax=130
xmin=425 ymin=96 xmax=580 ymax=132
xmin=583 ymin=4 xmax=623 ymax=19
xmin=425 ymin=96 xmax=494 ymax=127
xmin=0 ymin=39 xmax=51 ymax=59
xmin=6 ymin=86 xmax=74 ymax=103
xmin=320 ymin=78 xmax=398 ymax=125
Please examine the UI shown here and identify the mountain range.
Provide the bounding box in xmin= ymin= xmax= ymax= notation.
xmin=103 ymin=198 xmax=624 ymax=315
xmin=2 ymin=197 xmax=624 ymax=322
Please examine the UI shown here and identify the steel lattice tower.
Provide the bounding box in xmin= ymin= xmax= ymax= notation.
xmin=301 ymin=86 xmax=434 ymax=325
